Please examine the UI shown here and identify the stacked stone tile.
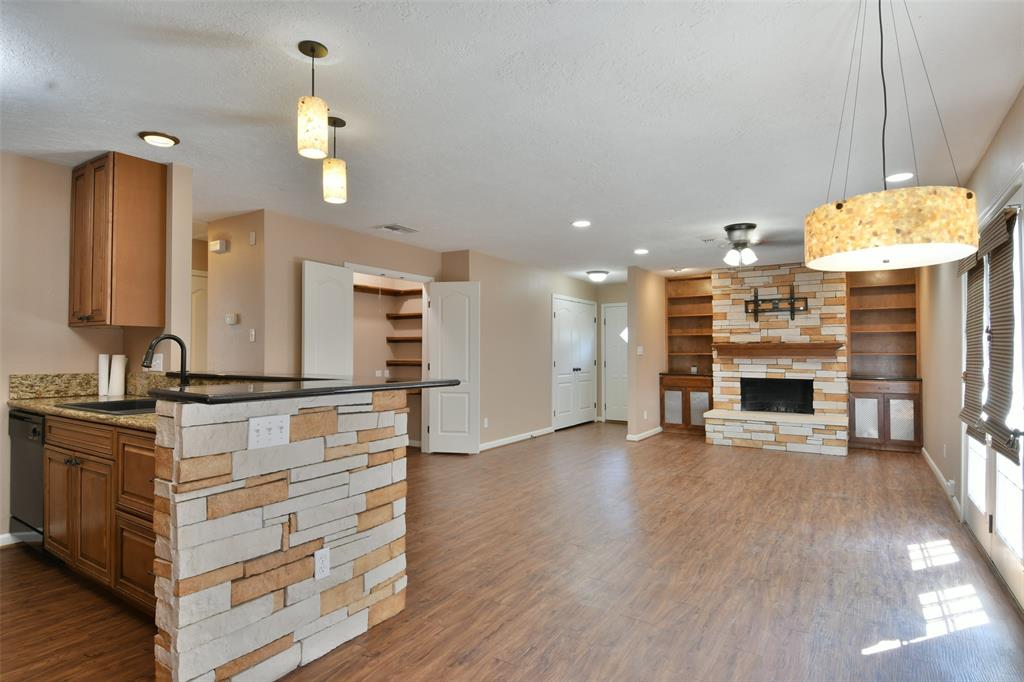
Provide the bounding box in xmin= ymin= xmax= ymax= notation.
xmin=152 ymin=390 xmax=411 ymax=681
xmin=705 ymin=264 xmax=850 ymax=456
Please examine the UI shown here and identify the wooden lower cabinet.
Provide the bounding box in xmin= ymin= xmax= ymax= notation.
xmin=848 ymin=379 xmax=922 ymax=452
xmin=661 ymin=375 xmax=713 ymax=433
xmin=41 ymin=419 xmax=156 ymax=612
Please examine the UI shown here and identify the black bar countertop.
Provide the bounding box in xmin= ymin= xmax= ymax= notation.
xmin=151 ymin=377 xmax=460 ymax=404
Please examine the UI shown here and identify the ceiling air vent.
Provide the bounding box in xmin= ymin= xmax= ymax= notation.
xmin=372 ymin=224 xmax=419 ymax=235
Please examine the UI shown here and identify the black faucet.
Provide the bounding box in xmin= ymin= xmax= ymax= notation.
xmin=142 ymin=333 xmax=189 ymax=386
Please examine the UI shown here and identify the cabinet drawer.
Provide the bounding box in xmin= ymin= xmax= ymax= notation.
xmin=114 ymin=511 xmax=156 ymax=612
xmin=45 ymin=417 xmax=114 ymax=458
xmin=116 ymin=430 xmax=156 ymax=519
xmin=849 ymin=379 xmax=920 ymax=395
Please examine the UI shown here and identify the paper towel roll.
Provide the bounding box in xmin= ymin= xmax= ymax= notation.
xmin=98 ymin=354 xmax=110 ymax=396
xmin=108 ymin=355 xmax=127 ymax=397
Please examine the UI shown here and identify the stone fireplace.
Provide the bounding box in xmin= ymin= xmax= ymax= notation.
xmin=703 ymin=263 xmax=849 ymax=456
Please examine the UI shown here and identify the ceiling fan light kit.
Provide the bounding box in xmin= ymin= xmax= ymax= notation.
xmin=804 ymin=0 xmax=978 ymax=271
xmin=722 ymin=222 xmax=758 ymax=267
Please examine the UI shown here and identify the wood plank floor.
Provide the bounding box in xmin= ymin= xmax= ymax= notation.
xmin=2 ymin=422 xmax=1023 ymax=681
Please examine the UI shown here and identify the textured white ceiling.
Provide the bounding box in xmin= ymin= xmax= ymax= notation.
xmin=2 ymin=1 xmax=1022 ymax=282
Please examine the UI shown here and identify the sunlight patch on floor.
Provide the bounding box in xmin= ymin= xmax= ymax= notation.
xmin=861 ymin=584 xmax=989 ymax=656
xmin=907 ymin=539 xmax=959 ymax=571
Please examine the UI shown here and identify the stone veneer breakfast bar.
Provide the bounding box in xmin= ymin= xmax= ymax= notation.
xmin=148 ymin=377 xmax=457 ymax=682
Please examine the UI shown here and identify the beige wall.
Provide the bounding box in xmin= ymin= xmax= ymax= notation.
xmin=206 ymin=211 xmax=266 ymax=372
xmin=262 ymin=211 xmax=442 ymax=375
xmin=461 ymin=250 xmax=598 ymax=443
xmin=626 ymin=267 xmax=666 ymax=437
xmin=0 ymin=153 xmax=126 ymax=535
xmin=440 ymin=250 xmax=470 ymax=282
xmin=920 ymin=86 xmax=1024 ymax=503
xmin=192 ymin=239 xmax=209 ymax=272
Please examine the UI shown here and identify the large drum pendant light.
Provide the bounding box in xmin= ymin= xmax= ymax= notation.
xmin=297 ymin=40 xmax=329 ymax=160
xmin=804 ymin=0 xmax=978 ymax=271
xmin=323 ymin=116 xmax=348 ymax=204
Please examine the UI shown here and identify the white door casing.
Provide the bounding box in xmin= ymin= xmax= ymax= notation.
xmin=552 ymin=295 xmax=597 ymax=430
xmin=190 ymin=271 xmax=208 ymax=372
xmin=423 ymin=282 xmax=480 ymax=454
xmin=603 ymin=303 xmax=628 ymax=422
xmin=301 ymin=260 xmax=354 ymax=377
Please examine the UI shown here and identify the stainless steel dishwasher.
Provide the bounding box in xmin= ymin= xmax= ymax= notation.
xmin=9 ymin=410 xmax=44 ymax=549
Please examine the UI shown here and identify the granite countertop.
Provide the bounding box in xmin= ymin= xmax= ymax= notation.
xmin=7 ymin=395 xmax=157 ymax=432
xmin=151 ymin=376 xmax=460 ymax=404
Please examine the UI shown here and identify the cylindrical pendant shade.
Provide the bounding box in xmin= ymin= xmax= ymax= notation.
xmin=323 ymin=157 xmax=347 ymax=204
xmin=804 ymin=185 xmax=978 ymax=271
xmin=297 ymin=95 xmax=329 ymax=159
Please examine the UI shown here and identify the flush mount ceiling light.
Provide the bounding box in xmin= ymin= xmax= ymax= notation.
xmin=586 ymin=270 xmax=609 ymax=282
xmin=138 ymin=131 xmax=179 ymax=148
xmin=572 ymin=220 xmax=591 ymax=228
xmin=634 ymin=248 xmax=649 ymax=255
xmin=323 ymin=116 xmax=348 ymax=204
xmin=723 ymin=223 xmax=759 ymax=267
xmin=804 ymin=0 xmax=977 ymax=271
xmin=296 ymin=40 xmax=330 ymax=160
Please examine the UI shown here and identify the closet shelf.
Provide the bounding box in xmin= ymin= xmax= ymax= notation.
xmin=386 ymin=312 xmax=423 ymax=320
xmin=354 ymin=284 xmax=422 ymax=297
xmin=387 ymin=336 xmax=422 ymax=343
xmin=386 ymin=359 xmax=422 ymax=367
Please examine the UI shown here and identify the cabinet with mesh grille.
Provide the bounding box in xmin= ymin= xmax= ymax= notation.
xmin=849 ymin=379 xmax=921 ymax=452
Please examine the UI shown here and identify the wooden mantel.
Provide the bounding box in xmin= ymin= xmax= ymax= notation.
xmin=713 ymin=341 xmax=844 ymax=358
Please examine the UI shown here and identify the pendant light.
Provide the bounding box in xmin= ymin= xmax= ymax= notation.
xmin=804 ymin=0 xmax=977 ymax=271
xmin=296 ymin=40 xmax=329 ymax=160
xmin=323 ymin=116 xmax=348 ymax=204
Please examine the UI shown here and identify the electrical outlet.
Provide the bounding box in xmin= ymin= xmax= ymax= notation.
xmin=248 ymin=328 xmax=256 ymax=343
xmin=147 ymin=353 xmax=164 ymax=372
xmin=375 ymin=369 xmax=383 ymax=378
xmin=636 ymin=345 xmax=645 ymax=356
xmin=314 ymin=548 xmax=330 ymax=580
xmin=248 ymin=415 xmax=289 ymax=449
xmin=483 ymin=417 xmax=489 ymax=429
xmin=643 ymin=410 xmax=648 ymax=420
xmin=384 ymin=369 xmax=390 ymax=378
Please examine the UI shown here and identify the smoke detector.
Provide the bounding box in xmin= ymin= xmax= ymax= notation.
xmin=372 ymin=224 xmax=419 ymax=235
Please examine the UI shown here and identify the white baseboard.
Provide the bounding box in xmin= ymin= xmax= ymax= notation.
xmin=922 ymin=446 xmax=962 ymax=516
xmin=626 ymin=426 xmax=663 ymax=442
xmin=0 ymin=533 xmax=21 ymax=547
xmin=481 ymin=427 xmax=555 ymax=452
xmin=408 ymin=439 xmax=421 ymax=448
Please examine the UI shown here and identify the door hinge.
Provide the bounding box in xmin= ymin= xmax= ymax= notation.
xmin=989 ymin=514 xmax=994 ymax=533
xmin=427 ymin=425 xmax=430 ymax=433
xmin=593 ymin=359 xmax=596 ymax=366
xmin=553 ymin=410 xmax=556 ymax=417
xmin=593 ymin=402 xmax=597 ymax=408
xmin=603 ymin=360 xmax=607 ymax=367
xmin=427 ymin=362 xmax=431 ymax=371
xmin=594 ymin=317 xmax=597 ymax=323
xmin=427 ymin=300 xmax=431 ymax=308
xmin=553 ymin=311 xmax=557 ymax=318
xmin=553 ymin=361 xmax=556 ymax=368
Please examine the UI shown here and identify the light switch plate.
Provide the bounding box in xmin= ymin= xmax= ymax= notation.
xmin=314 ymin=548 xmax=330 ymax=580
xmin=248 ymin=328 xmax=256 ymax=343
xmin=636 ymin=345 xmax=645 ymax=356
xmin=248 ymin=415 xmax=289 ymax=449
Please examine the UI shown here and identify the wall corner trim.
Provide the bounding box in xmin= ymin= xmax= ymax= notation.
xmin=626 ymin=426 xmax=663 ymax=442
xmin=480 ymin=427 xmax=556 ymax=452
xmin=922 ymin=446 xmax=962 ymax=518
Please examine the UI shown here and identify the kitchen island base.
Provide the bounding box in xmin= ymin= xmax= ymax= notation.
xmin=153 ymin=390 xmax=411 ymax=681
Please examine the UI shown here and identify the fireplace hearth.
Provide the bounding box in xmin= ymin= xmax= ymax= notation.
xmin=740 ymin=377 xmax=813 ymax=414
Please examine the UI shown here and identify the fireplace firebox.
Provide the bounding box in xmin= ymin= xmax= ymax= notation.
xmin=740 ymin=377 xmax=813 ymax=414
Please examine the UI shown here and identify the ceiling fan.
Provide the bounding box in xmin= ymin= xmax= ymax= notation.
xmin=701 ymin=223 xmax=803 ymax=266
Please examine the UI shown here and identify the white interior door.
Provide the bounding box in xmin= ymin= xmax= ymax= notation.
xmin=190 ymin=272 xmax=208 ymax=371
xmin=423 ymin=282 xmax=480 ymax=454
xmin=603 ymin=303 xmax=628 ymax=422
xmin=302 ymin=260 xmax=354 ymax=377
xmin=552 ymin=295 xmax=597 ymax=430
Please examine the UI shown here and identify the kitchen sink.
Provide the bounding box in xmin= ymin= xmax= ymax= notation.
xmin=58 ymin=399 xmax=157 ymax=415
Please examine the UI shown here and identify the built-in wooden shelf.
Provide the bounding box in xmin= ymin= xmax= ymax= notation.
xmin=668 ymin=331 xmax=712 ymax=337
xmin=385 ymin=359 xmax=422 ymax=367
xmin=668 ymin=313 xmax=713 ymax=318
xmin=847 ymin=269 xmax=919 ymax=381
xmin=386 ymin=336 xmax=422 ymax=343
xmin=848 ymin=303 xmax=916 ymax=311
xmin=712 ymin=342 xmax=844 ymax=358
xmin=667 ymin=274 xmax=714 ymax=377
xmin=849 ymin=325 xmax=917 ymax=334
xmin=386 ymin=312 xmax=423 ymax=320
xmin=354 ymin=284 xmax=422 ymax=297
xmin=850 ymin=351 xmax=916 ymax=356
xmin=669 ymin=352 xmax=713 ymax=356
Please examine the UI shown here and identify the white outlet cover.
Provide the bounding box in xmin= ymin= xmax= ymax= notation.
xmin=636 ymin=345 xmax=645 ymax=356
xmin=248 ymin=415 xmax=289 ymax=450
xmin=483 ymin=417 xmax=489 ymax=429
xmin=314 ymin=548 xmax=330 ymax=580
xmin=248 ymin=328 xmax=256 ymax=343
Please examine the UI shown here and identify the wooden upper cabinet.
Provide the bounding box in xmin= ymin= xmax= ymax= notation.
xmin=68 ymin=152 xmax=166 ymax=327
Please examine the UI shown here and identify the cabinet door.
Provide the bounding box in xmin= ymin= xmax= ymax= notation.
xmin=687 ymin=389 xmax=710 ymax=428
xmin=73 ymin=453 xmax=114 ymax=585
xmin=69 ymin=165 xmax=93 ymax=325
xmin=849 ymin=393 xmax=885 ymax=446
xmin=114 ymin=512 xmax=156 ymax=612
xmin=43 ymin=447 xmax=74 ymax=562
xmin=86 ymin=156 xmax=112 ymax=324
xmin=663 ymin=389 xmax=684 ymax=425
xmin=885 ymin=394 xmax=921 ymax=446
xmin=116 ymin=431 xmax=155 ymax=519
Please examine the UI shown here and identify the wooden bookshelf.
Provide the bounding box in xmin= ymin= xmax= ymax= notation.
xmin=665 ymin=274 xmax=713 ymax=377
xmin=846 ymin=269 xmax=919 ymax=379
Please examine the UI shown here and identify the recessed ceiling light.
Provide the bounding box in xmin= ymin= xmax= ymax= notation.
xmin=634 ymin=248 xmax=649 ymax=255
xmin=885 ymin=172 xmax=914 ymax=182
xmin=572 ymin=220 xmax=592 ymax=228
xmin=586 ymin=270 xmax=609 ymax=282
xmin=139 ymin=131 xmax=180 ymax=148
